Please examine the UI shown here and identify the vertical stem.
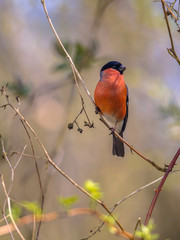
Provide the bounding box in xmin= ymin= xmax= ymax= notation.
xmin=144 ymin=148 xmax=180 ymax=225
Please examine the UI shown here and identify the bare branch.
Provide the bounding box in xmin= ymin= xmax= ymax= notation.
xmin=20 ymin=120 xmax=44 ymax=239
xmin=0 ymin=137 xmax=26 ymax=211
xmin=161 ymin=0 xmax=180 ymax=65
xmin=1 ymin=175 xmax=25 ymax=240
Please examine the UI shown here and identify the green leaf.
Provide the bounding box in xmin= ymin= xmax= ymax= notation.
xmin=10 ymin=203 xmax=22 ymax=221
xmin=53 ymin=63 xmax=70 ymax=72
xmin=9 ymin=76 xmax=31 ymax=98
xmin=135 ymin=220 xmax=159 ymax=240
xmin=54 ymin=41 xmax=72 ymax=58
xmin=21 ymin=201 xmax=42 ymax=217
xmin=57 ymin=195 xmax=78 ymax=211
xmin=73 ymin=42 xmax=97 ymax=70
xmin=84 ymin=179 xmax=103 ymax=201
xmin=160 ymin=101 xmax=180 ymax=124
xmin=102 ymin=215 xmax=117 ymax=234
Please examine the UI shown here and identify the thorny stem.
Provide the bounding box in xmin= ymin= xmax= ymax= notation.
xmin=144 ymin=147 xmax=180 ymax=225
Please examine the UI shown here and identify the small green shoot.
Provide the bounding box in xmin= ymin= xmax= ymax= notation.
xmin=135 ymin=220 xmax=159 ymax=240
xmin=21 ymin=201 xmax=42 ymax=217
xmin=8 ymin=203 xmax=22 ymax=221
xmin=102 ymin=214 xmax=117 ymax=234
xmin=84 ymin=179 xmax=103 ymax=208
xmin=57 ymin=195 xmax=78 ymax=211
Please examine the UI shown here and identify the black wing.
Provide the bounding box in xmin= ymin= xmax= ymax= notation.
xmin=121 ymin=84 xmax=129 ymax=133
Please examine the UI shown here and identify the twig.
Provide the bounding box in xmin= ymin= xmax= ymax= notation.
xmin=1 ymin=175 xmax=25 ymax=240
xmin=133 ymin=218 xmax=141 ymax=236
xmin=20 ymin=120 xmax=44 ymax=240
xmin=0 ymin=210 xmax=15 ymax=240
xmin=111 ymin=176 xmax=163 ymax=212
xmin=161 ymin=0 xmax=178 ymax=20
xmin=11 ymin=151 xmax=47 ymax=161
xmin=0 ymin=138 xmax=26 ymax=240
xmin=161 ymin=0 xmax=180 ymax=65
xmin=144 ymin=147 xmax=180 ymax=225
xmin=0 ymin=136 xmax=26 ymax=213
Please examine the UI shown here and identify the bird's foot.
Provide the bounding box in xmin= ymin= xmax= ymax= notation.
xmin=109 ymin=127 xmax=115 ymax=135
xmin=95 ymin=106 xmax=101 ymax=114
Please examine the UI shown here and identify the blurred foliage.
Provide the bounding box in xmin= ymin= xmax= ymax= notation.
xmin=9 ymin=203 xmax=22 ymax=221
xmin=160 ymin=101 xmax=180 ymax=124
xmin=133 ymin=0 xmax=154 ymax=25
xmin=8 ymin=76 xmax=31 ymax=99
xmin=54 ymin=40 xmax=98 ymax=73
xmin=21 ymin=201 xmax=42 ymax=217
xmin=84 ymin=179 xmax=103 ymax=208
xmin=102 ymin=214 xmax=117 ymax=235
xmin=135 ymin=220 xmax=159 ymax=240
xmin=57 ymin=195 xmax=79 ymax=211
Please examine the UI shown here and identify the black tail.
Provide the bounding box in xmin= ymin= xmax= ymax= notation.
xmin=112 ymin=131 xmax=124 ymax=157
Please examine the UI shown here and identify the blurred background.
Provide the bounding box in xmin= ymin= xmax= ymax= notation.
xmin=0 ymin=0 xmax=180 ymax=239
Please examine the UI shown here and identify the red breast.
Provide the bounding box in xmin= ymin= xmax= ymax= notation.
xmin=94 ymin=68 xmax=127 ymax=121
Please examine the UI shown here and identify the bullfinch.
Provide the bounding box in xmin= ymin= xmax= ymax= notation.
xmin=94 ymin=61 xmax=128 ymax=157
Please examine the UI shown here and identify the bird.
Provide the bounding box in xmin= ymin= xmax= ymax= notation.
xmin=94 ymin=61 xmax=129 ymax=157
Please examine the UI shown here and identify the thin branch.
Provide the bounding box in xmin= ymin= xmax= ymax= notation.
xmin=0 ymin=143 xmax=26 ymax=239
xmin=0 ymin=210 xmax=15 ymax=240
xmin=161 ymin=0 xmax=180 ymax=65
xmin=1 ymin=175 xmax=25 ymax=240
xmin=11 ymin=151 xmax=47 ymax=161
xmin=111 ymin=176 xmax=163 ymax=211
xmin=144 ymin=147 xmax=180 ymax=225
xmin=20 ymin=120 xmax=44 ymax=240
xmin=0 ymin=136 xmax=26 ymax=213
xmin=161 ymin=0 xmax=178 ymax=20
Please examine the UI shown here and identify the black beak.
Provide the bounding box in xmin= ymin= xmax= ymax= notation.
xmin=119 ymin=65 xmax=126 ymax=74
